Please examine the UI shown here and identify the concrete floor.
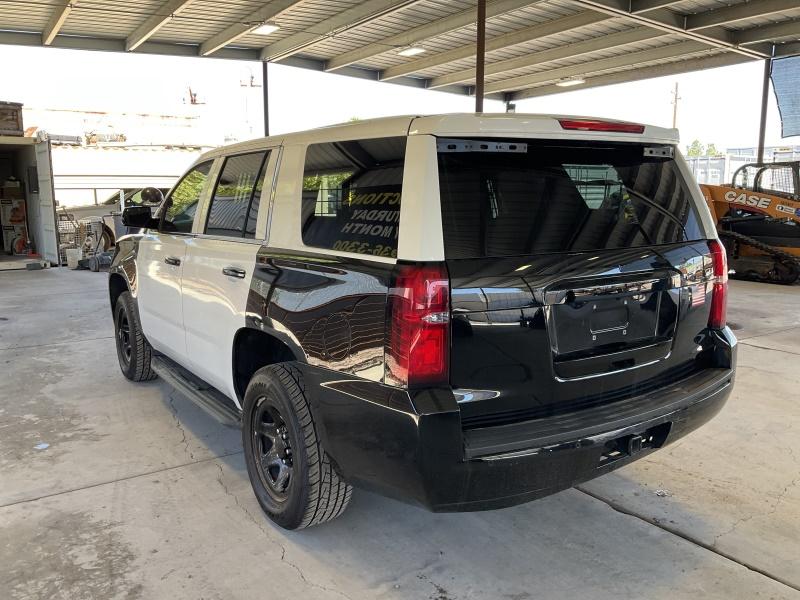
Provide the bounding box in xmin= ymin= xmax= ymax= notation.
xmin=1 ymin=268 xmax=798 ymax=600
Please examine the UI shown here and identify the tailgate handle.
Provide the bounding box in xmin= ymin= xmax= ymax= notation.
xmin=543 ymin=278 xmax=661 ymax=305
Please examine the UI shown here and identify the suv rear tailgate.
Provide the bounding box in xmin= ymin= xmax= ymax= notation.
xmin=437 ymin=137 xmax=720 ymax=429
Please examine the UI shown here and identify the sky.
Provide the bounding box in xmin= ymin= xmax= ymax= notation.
xmin=1 ymin=44 xmax=798 ymax=152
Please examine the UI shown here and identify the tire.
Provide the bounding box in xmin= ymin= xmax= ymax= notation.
xmin=88 ymin=256 xmax=99 ymax=272
xmin=114 ymin=291 xmax=157 ymax=382
xmin=100 ymin=225 xmax=114 ymax=252
xmin=242 ymin=364 xmax=352 ymax=530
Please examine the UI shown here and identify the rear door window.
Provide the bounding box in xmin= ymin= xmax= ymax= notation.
xmin=437 ymin=139 xmax=704 ymax=259
xmin=301 ymin=137 xmax=406 ymax=258
xmin=205 ymin=151 xmax=269 ymax=239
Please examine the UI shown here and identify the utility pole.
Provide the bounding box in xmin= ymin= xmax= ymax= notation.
xmin=240 ymin=71 xmax=261 ymax=138
xmin=757 ymin=56 xmax=772 ymax=164
xmin=262 ymin=60 xmax=270 ymax=137
xmin=671 ymin=82 xmax=681 ymax=129
xmin=474 ymin=0 xmax=486 ymax=113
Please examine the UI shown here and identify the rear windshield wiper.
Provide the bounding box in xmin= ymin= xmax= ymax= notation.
xmin=622 ymin=186 xmax=688 ymax=238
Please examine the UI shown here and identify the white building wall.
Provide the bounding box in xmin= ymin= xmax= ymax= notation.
xmin=50 ymin=144 xmax=207 ymax=207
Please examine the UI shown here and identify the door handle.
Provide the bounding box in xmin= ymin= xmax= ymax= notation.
xmin=222 ymin=266 xmax=246 ymax=279
xmin=164 ymin=256 xmax=181 ymax=266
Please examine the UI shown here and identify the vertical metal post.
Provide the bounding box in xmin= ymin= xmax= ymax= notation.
xmin=262 ymin=60 xmax=270 ymax=137
xmin=671 ymin=82 xmax=680 ymax=129
xmin=757 ymin=57 xmax=772 ymax=164
xmin=474 ymin=0 xmax=486 ymax=113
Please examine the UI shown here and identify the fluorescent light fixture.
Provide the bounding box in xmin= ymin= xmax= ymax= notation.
xmin=398 ymin=46 xmax=426 ymax=57
xmin=555 ymin=76 xmax=586 ymax=87
xmin=253 ymin=22 xmax=280 ymax=36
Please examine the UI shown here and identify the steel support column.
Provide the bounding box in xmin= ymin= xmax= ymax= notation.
xmin=757 ymin=56 xmax=772 ymax=164
xmin=263 ymin=60 xmax=270 ymax=137
xmin=475 ymin=0 xmax=486 ymax=113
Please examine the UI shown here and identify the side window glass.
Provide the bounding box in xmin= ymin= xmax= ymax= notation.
xmin=205 ymin=152 xmax=269 ymax=239
xmin=162 ymin=161 xmax=213 ymax=233
xmin=301 ymin=137 xmax=406 ymax=258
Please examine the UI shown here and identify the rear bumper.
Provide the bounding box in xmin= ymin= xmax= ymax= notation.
xmin=431 ymin=367 xmax=732 ymax=511
xmin=301 ymin=328 xmax=736 ymax=512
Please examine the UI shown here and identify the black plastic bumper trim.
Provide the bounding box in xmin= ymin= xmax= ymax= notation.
xmin=463 ymin=368 xmax=732 ymax=459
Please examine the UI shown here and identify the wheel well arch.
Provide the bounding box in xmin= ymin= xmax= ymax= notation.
xmin=109 ymin=273 xmax=128 ymax=311
xmin=232 ymin=328 xmax=299 ymax=401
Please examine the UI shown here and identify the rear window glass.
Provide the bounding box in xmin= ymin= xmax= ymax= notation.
xmin=438 ymin=139 xmax=704 ymax=259
xmin=301 ymin=137 xmax=406 ymax=258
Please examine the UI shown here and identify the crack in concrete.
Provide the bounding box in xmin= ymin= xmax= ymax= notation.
xmin=710 ymin=430 xmax=800 ymax=546
xmin=213 ymin=461 xmax=269 ymax=536
xmin=0 ymin=451 xmax=243 ymax=510
xmin=711 ymin=513 xmax=758 ymax=547
xmin=712 ymin=474 xmax=800 ymax=548
xmin=167 ymin=392 xmax=195 ymax=461
xmin=766 ymin=475 xmax=800 ymax=517
xmin=212 ymin=461 xmax=354 ymax=600
xmin=768 ymin=429 xmax=800 ymax=468
xmin=576 ymin=487 xmax=800 ymax=593
xmin=0 ymin=335 xmax=114 ymax=353
xmin=739 ymin=341 xmax=800 ymax=357
xmin=737 ymin=324 xmax=800 ymax=342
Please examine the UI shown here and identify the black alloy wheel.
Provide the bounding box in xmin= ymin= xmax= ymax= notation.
xmin=117 ymin=311 xmax=132 ymax=367
xmin=114 ymin=291 xmax=157 ymax=382
xmin=242 ymin=364 xmax=352 ymax=529
xmin=252 ymin=398 xmax=294 ymax=502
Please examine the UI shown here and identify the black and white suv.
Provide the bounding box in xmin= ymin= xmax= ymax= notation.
xmin=110 ymin=114 xmax=736 ymax=530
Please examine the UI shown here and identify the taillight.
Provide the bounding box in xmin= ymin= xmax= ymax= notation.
xmin=708 ymin=239 xmax=728 ymax=329
xmin=386 ymin=263 xmax=450 ymax=388
xmin=558 ymin=119 xmax=645 ymax=134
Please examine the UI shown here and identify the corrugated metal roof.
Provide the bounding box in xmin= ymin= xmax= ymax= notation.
xmin=0 ymin=0 xmax=797 ymax=100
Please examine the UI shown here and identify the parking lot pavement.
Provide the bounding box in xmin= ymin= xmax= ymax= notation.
xmin=1 ymin=268 xmax=799 ymax=600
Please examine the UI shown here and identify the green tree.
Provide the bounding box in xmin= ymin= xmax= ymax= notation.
xmin=686 ymin=139 xmax=705 ymax=157
xmin=706 ymin=143 xmax=723 ymax=156
xmin=167 ymin=169 xmax=206 ymax=221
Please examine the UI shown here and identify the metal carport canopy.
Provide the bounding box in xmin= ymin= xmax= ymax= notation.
xmin=0 ymin=0 xmax=798 ymax=102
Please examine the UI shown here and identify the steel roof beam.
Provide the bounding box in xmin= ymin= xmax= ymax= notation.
xmin=686 ymin=0 xmax=799 ymax=31
xmin=511 ymin=52 xmax=750 ymax=100
xmin=260 ymin=0 xmax=422 ymax=62
xmin=485 ymin=39 xmax=710 ymax=94
xmin=630 ymin=0 xmax=683 ymax=13
xmin=325 ymin=0 xmax=537 ymax=72
xmin=428 ymin=26 xmax=665 ymax=89
xmin=42 ymin=1 xmax=72 ymax=46
xmin=573 ymin=0 xmax=770 ymax=58
xmin=200 ymin=0 xmax=305 ymax=57
xmin=735 ymin=20 xmax=800 ymax=45
xmin=126 ymin=0 xmax=196 ymax=52
xmin=775 ymin=41 xmax=800 ymax=58
xmin=379 ymin=11 xmax=609 ymax=81
xmin=0 ymin=29 xmax=492 ymax=97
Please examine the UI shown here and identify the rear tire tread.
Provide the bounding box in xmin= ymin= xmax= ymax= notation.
xmin=272 ymin=364 xmax=352 ymax=528
xmin=245 ymin=363 xmax=351 ymax=529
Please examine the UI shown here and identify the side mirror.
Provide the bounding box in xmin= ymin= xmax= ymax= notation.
xmin=139 ymin=187 xmax=165 ymax=205
xmin=122 ymin=205 xmax=158 ymax=228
